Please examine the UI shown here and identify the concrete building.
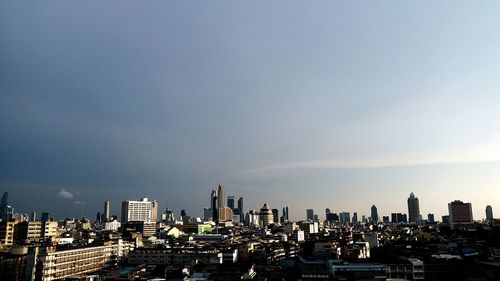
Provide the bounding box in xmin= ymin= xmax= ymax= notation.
xmin=0 ymin=219 xmax=18 ymax=247
xmin=339 ymin=212 xmax=350 ymax=225
xmin=103 ymin=201 xmax=110 ymax=222
xmin=14 ymin=221 xmax=58 ymax=244
xmin=371 ymin=205 xmax=378 ymax=223
xmin=428 ymin=213 xmax=435 ymax=223
xmin=121 ymin=198 xmax=157 ymax=223
xmin=408 ymin=192 xmax=421 ymax=225
xmin=246 ymin=210 xmax=259 ymax=227
xmin=272 ymin=209 xmax=279 ymax=224
xmin=486 ymin=205 xmax=494 ymax=223
xmin=306 ymin=209 xmax=314 ymax=221
xmin=237 ymin=197 xmax=244 ymax=223
xmin=259 ymin=203 xmax=273 ymax=227
xmin=391 ymin=213 xmax=407 ymax=224
xmin=386 ymin=258 xmax=424 ymax=280
xmin=28 ymin=240 xmax=130 ymax=281
xmin=210 ymin=185 xmax=233 ymax=222
xmin=448 ymin=200 xmax=473 ymax=229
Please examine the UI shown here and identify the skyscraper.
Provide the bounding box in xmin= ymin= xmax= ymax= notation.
xmin=217 ymin=184 xmax=225 ymax=211
xmin=339 ymin=212 xmax=350 ymax=225
xmin=238 ymin=197 xmax=244 ymax=222
xmin=227 ymin=196 xmax=235 ymax=210
xmin=486 ymin=205 xmax=493 ymax=222
xmin=272 ymin=209 xmax=279 ymax=223
xmin=352 ymin=212 xmax=358 ymax=225
xmin=448 ymin=200 xmax=473 ymax=229
xmin=211 ymin=185 xmax=233 ymax=222
xmin=41 ymin=212 xmax=49 ymax=222
xmin=407 ymin=192 xmax=421 ymax=224
xmin=371 ymin=205 xmax=378 ymax=223
xmin=0 ymin=192 xmax=8 ymax=221
xmin=211 ymin=190 xmax=218 ymax=222
xmin=104 ymin=201 xmax=110 ymax=222
xmin=285 ymin=206 xmax=289 ymax=221
xmin=428 ymin=213 xmax=435 ymax=223
xmin=306 ymin=209 xmax=314 ymax=221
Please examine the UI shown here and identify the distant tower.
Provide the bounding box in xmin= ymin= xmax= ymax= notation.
xmin=371 ymin=205 xmax=378 ymax=223
xmin=285 ymin=206 xmax=289 ymax=221
xmin=238 ymin=197 xmax=244 ymax=222
xmin=272 ymin=209 xmax=279 ymax=223
xmin=0 ymin=192 xmax=8 ymax=221
xmin=211 ymin=190 xmax=218 ymax=222
xmin=31 ymin=211 xmax=37 ymax=222
xmin=407 ymin=192 xmax=421 ymax=224
xmin=104 ymin=201 xmax=110 ymax=222
xmin=352 ymin=212 xmax=358 ymax=225
xmin=486 ymin=205 xmax=493 ymax=223
xmin=306 ymin=209 xmax=314 ymax=221
xmin=427 ymin=213 xmax=435 ymax=223
xmin=217 ymin=184 xmax=225 ymax=211
xmin=259 ymin=203 xmax=274 ymax=226
xmin=41 ymin=212 xmax=50 ymax=222
xmin=227 ymin=196 xmax=235 ymax=210
xmin=448 ymin=200 xmax=473 ymax=229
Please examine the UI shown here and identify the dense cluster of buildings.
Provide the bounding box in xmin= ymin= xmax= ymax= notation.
xmin=1 ymin=189 xmax=500 ymax=280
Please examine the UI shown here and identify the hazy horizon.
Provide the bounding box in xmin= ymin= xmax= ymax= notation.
xmin=1 ymin=1 xmax=499 ymax=221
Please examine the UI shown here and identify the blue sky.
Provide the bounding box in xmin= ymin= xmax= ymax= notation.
xmin=1 ymin=1 xmax=499 ymax=221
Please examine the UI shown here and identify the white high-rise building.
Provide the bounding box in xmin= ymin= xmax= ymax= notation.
xmin=121 ymin=198 xmax=157 ymax=223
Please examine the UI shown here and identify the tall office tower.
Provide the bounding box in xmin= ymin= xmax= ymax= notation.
xmin=306 ymin=209 xmax=314 ymax=221
xmin=407 ymin=192 xmax=421 ymax=224
xmin=227 ymin=196 xmax=235 ymax=210
xmin=352 ymin=212 xmax=358 ymax=225
xmin=211 ymin=190 xmax=218 ymax=222
xmin=41 ymin=212 xmax=50 ymax=222
xmin=448 ymin=200 xmax=473 ymax=229
xmin=151 ymin=200 xmax=158 ymax=222
xmin=339 ymin=212 xmax=350 ymax=225
xmin=486 ymin=205 xmax=493 ymax=222
xmin=180 ymin=209 xmax=187 ymax=218
xmin=121 ymin=198 xmax=156 ymax=223
xmin=0 ymin=192 xmax=8 ymax=221
xmin=272 ymin=209 xmax=279 ymax=223
xmin=259 ymin=203 xmax=274 ymax=226
xmin=211 ymin=185 xmax=233 ymax=222
xmin=428 ymin=213 xmax=435 ymax=223
xmin=238 ymin=197 xmax=244 ymax=222
xmin=371 ymin=205 xmax=378 ymax=223
xmin=391 ymin=213 xmax=407 ymax=223
xmin=96 ymin=212 xmax=101 ymax=223
xmin=217 ymin=185 xmax=225 ymax=211
xmin=104 ymin=201 xmax=110 ymax=222
xmin=326 ymin=212 xmax=338 ymax=223
xmin=325 ymin=208 xmax=331 ymax=217
xmin=285 ymin=206 xmax=289 ymax=221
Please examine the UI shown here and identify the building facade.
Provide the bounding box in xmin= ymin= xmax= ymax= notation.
xmin=448 ymin=200 xmax=473 ymax=229
xmin=121 ymin=198 xmax=157 ymax=223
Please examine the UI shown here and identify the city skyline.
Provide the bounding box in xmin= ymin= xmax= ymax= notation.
xmin=1 ymin=1 xmax=500 ymax=220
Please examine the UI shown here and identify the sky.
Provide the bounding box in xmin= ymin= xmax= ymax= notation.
xmin=1 ymin=1 xmax=500 ymax=221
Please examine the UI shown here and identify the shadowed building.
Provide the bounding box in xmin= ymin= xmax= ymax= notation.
xmin=449 ymin=200 xmax=473 ymax=229
xmin=407 ymin=192 xmax=421 ymax=225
